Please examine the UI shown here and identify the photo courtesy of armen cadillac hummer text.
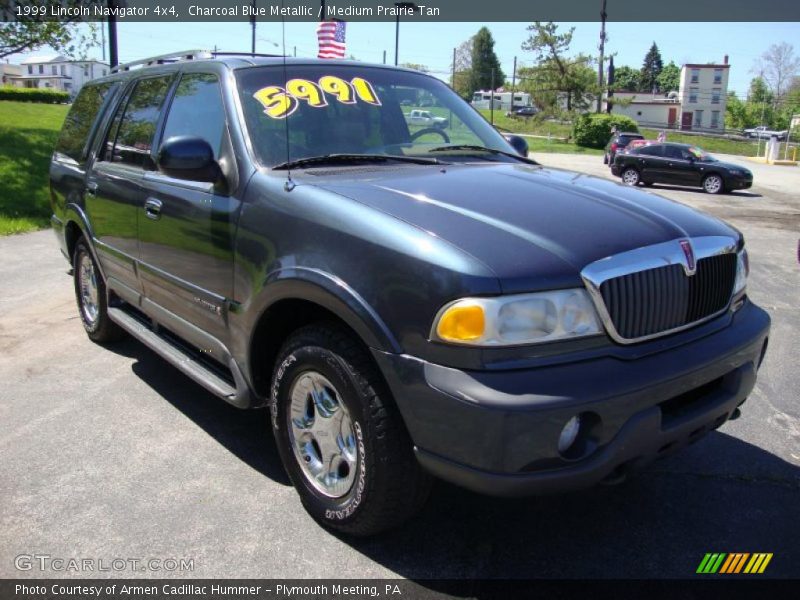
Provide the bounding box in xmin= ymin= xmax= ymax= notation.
xmin=49 ymin=50 xmax=770 ymax=536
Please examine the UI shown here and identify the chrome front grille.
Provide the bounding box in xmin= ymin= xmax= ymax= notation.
xmin=598 ymin=254 xmax=736 ymax=340
xmin=581 ymin=237 xmax=739 ymax=344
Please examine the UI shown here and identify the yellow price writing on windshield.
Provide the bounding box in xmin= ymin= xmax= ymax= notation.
xmin=253 ymin=76 xmax=382 ymax=119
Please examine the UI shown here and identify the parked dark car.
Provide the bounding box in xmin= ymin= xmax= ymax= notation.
xmin=604 ymin=131 xmax=644 ymax=164
xmin=611 ymin=143 xmax=753 ymax=194
xmin=50 ymin=52 xmax=769 ymax=536
xmin=511 ymin=106 xmax=538 ymax=117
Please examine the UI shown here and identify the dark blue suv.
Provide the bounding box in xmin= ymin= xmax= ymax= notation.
xmin=50 ymin=52 xmax=770 ymax=535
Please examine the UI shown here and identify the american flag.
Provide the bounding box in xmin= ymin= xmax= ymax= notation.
xmin=317 ymin=20 xmax=346 ymax=59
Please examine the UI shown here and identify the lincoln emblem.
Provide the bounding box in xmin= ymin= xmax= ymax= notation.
xmin=679 ymin=239 xmax=696 ymax=274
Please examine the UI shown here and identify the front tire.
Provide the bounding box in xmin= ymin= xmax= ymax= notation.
xmin=271 ymin=324 xmax=431 ymax=536
xmin=622 ymin=167 xmax=640 ymax=186
xmin=73 ymin=238 xmax=125 ymax=343
xmin=703 ymin=174 xmax=724 ymax=194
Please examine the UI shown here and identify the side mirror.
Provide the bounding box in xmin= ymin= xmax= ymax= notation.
xmin=504 ymin=134 xmax=529 ymax=157
xmin=157 ymin=136 xmax=220 ymax=183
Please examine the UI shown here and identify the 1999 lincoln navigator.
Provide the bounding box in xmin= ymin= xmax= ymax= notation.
xmin=50 ymin=51 xmax=770 ymax=535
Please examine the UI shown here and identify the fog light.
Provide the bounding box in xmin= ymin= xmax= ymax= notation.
xmin=558 ymin=415 xmax=581 ymax=454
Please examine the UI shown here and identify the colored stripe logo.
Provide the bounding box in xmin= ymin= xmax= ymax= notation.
xmin=697 ymin=553 xmax=773 ymax=574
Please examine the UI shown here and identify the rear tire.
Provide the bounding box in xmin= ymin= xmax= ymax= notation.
xmin=73 ymin=238 xmax=125 ymax=343
xmin=622 ymin=167 xmax=640 ymax=186
xmin=270 ymin=323 xmax=432 ymax=536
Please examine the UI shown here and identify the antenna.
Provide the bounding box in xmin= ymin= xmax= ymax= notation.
xmin=280 ymin=1 xmax=294 ymax=191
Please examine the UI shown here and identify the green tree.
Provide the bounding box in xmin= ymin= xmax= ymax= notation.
xmin=640 ymin=42 xmax=664 ymax=92
xmin=521 ymin=22 xmax=598 ymax=111
xmin=1 ymin=2 xmax=97 ymax=59
xmin=656 ymin=61 xmax=681 ymax=94
xmin=611 ymin=65 xmax=640 ymax=92
xmin=725 ymin=92 xmax=751 ymax=129
xmin=451 ymin=37 xmax=474 ymax=99
xmin=467 ymin=27 xmax=505 ymax=97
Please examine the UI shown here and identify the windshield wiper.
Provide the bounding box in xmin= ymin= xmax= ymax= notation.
xmin=427 ymin=144 xmax=536 ymax=163
xmin=273 ymin=153 xmax=442 ymax=170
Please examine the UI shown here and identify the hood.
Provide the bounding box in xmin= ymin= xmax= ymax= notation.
xmin=308 ymin=162 xmax=738 ymax=293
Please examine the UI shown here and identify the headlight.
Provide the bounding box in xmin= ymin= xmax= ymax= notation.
xmin=432 ymin=289 xmax=602 ymax=346
xmin=733 ymin=248 xmax=749 ymax=296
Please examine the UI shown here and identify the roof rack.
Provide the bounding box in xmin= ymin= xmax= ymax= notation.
xmin=111 ymin=50 xmax=212 ymax=73
xmin=110 ymin=50 xmax=289 ymax=73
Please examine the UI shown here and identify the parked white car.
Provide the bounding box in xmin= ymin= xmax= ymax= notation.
xmin=743 ymin=126 xmax=788 ymax=140
xmin=405 ymin=109 xmax=447 ymax=128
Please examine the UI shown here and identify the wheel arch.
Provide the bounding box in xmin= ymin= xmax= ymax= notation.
xmin=245 ymin=269 xmax=402 ymax=400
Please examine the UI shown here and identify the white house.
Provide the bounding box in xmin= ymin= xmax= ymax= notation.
xmin=0 ymin=63 xmax=22 ymax=86
xmin=15 ymin=55 xmax=110 ymax=96
xmin=608 ymin=56 xmax=731 ymax=132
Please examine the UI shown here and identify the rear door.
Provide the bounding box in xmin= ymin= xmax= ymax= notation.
xmin=137 ymin=72 xmax=241 ymax=352
xmin=86 ymin=74 xmax=174 ymax=294
xmin=630 ymin=144 xmax=666 ymax=182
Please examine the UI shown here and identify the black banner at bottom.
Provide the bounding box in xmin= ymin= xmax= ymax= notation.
xmin=3 ymin=579 xmax=800 ymax=600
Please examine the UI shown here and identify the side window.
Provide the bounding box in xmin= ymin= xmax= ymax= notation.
xmin=638 ymin=145 xmax=664 ymax=157
xmin=55 ymin=82 xmax=114 ymax=162
xmin=107 ymin=76 xmax=171 ymax=169
xmin=160 ymin=73 xmax=226 ymax=159
xmin=664 ymin=146 xmax=683 ymax=159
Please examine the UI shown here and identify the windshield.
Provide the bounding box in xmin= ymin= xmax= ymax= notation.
xmin=235 ymin=64 xmax=517 ymax=167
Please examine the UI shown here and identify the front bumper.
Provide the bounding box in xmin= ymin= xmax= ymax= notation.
xmin=728 ymin=176 xmax=753 ymax=190
xmin=373 ymin=300 xmax=770 ymax=496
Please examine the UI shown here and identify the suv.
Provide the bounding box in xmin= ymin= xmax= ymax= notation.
xmin=604 ymin=131 xmax=645 ymax=165
xmin=51 ymin=52 xmax=770 ymax=536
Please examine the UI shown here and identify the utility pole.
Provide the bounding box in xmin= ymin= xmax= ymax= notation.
xmin=451 ymin=47 xmax=456 ymax=89
xmin=100 ymin=20 xmax=106 ymax=62
xmin=597 ymin=0 xmax=607 ymax=113
xmin=383 ymin=50 xmax=387 ymax=65
xmin=250 ymin=0 xmax=256 ymax=55
xmin=511 ymin=56 xmax=517 ymax=110
xmin=490 ymin=68 xmax=495 ymax=125
xmin=107 ymin=1 xmax=118 ymax=68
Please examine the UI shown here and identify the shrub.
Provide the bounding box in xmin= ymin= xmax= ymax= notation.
xmin=0 ymin=87 xmax=70 ymax=104
xmin=573 ymin=113 xmax=639 ymax=148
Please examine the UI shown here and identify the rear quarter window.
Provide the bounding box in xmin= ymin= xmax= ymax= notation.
xmin=55 ymin=82 xmax=115 ymax=162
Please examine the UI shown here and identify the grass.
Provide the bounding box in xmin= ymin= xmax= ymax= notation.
xmin=0 ymin=101 xmax=68 ymax=235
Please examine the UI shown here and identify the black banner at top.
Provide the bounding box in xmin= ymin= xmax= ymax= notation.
xmin=3 ymin=0 xmax=800 ymax=22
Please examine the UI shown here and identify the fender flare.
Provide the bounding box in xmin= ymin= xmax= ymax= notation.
xmin=246 ymin=266 xmax=402 ymax=355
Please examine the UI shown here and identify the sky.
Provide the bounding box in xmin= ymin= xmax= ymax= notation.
xmin=9 ymin=21 xmax=800 ymax=98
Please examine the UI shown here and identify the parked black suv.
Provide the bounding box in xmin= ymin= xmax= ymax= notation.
xmin=50 ymin=52 xmax=770 ymax=535
xmin=612 ymin=142 xmax=754 ymax=194
xmin=603 ymin=131 xmax=645 ymax=164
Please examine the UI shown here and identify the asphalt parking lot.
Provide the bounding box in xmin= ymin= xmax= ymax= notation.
xmin=1 ymin=154 xmax=798 ymax=581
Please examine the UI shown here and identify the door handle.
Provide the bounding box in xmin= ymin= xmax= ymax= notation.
xmin=85 ymin=181 xmax=98 ymax=197
xmin=144 ymin=198 xmax=163 ymax=220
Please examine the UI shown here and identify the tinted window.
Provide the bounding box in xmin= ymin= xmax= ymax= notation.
xmin=161 ymin=73 xmax=226 ymax=159
xmin=619 ymin=134 xmax=643 ymax=145
xmin=109 ymin=76 xmax=171 ymax=169
xmin=55 ymin=82 xmax=114 ymax=161
xmin=636 ymin=145 xmax=664 ymax=157
xmin=664 ymin=145 xmax=685 ymax=159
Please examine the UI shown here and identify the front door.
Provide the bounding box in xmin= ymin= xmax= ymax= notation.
xmin=668 ymin=107 xmax=677 ymax=128
xmin=137 ymin=73 xmax=240 ymax=350
xmin=681 ymin=112 xmax=693 ymax=130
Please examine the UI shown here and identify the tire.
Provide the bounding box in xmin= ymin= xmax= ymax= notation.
xmin=270 ymin=324 xmax=432 ymax=536
xmin=73 ymin=238 xmax=125 ymax=343
xmin=702 ymin=173 xmax=724 ymax=195
xmin=622 ymin=167 xmax=640 ymax=186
